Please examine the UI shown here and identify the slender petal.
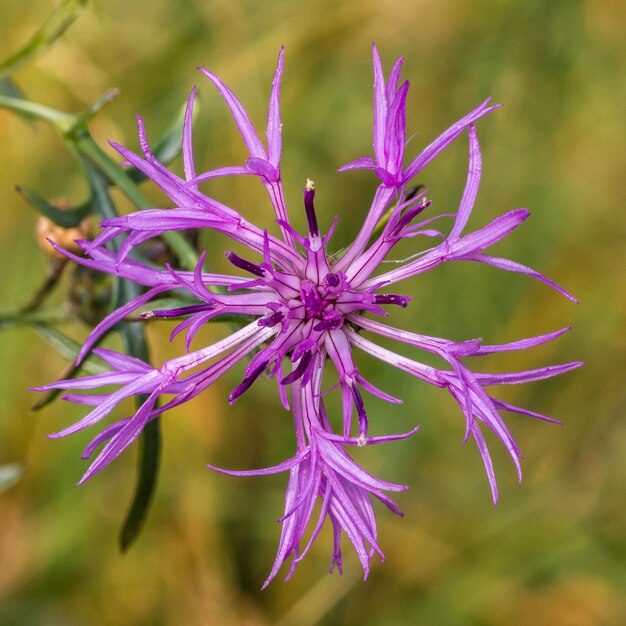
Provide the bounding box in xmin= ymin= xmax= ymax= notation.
xmin=197 ymin=67 xmax=266 ymax=159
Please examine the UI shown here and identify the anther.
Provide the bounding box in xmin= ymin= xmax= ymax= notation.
xmin=303 ymin=179 xmax=319 ymax=237
xmin=374 ymin=294 xmax=412 ymax=308
xmin=224 ymin=251 xmax=265 ymax=277
xmin=281 ymin=350 xmax=313 ymax=385
xmin=228 ymin=360 xmax=269 ymax=403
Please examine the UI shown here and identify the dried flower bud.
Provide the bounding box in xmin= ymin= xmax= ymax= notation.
xmin=35 ymin=213 xmax=93 ymax=260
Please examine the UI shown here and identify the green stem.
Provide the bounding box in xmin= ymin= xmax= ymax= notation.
xmin=0 ymin=95 xmax=74 ymax=128
xmin=0 ymin=0 xmax=87 ymax=80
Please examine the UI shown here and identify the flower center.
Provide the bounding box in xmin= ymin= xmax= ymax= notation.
xmin=300 ymin=272 xmax=346 ymax=331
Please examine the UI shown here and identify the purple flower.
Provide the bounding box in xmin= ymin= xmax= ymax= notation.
xmin=36 ymin=45 xmax=581 ymax=586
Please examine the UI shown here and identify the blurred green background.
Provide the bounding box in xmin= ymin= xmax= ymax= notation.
xmin=1 ymin=0 xmax=624 ymax=624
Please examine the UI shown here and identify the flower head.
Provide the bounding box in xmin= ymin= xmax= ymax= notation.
xmin=36 ymin=45 xmax=580 ymax=586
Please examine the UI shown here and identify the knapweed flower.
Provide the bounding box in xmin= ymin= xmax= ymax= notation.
xmin=36 ymin=46 xmax=581 ymax=586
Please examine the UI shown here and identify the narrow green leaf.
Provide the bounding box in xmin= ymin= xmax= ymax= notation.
xmin=0 ymin=307 xmax=68 ymax=331
xmin=0 ymin=78 xmax=24 ymax=98
xmin=84 ymin=157 xmax=162 ymax=550
xmin=71 ymin=88 xmax=120 ymax=131
xmin=0 ymin=464 xmax=23 ymax=492
xmin=30 ymin=322 xmax=108 ymax=411
xmin=119 ymin=416 xmax=161 ymax=552
xmin=1 ymin=89 xmax=117 ymax=136
xmin=0 ymin=79 xmax=33 ymax=125
xmin=16 ymin=185 xmax=91 ymax=228
xmin=82 ymin=155 xmax=121 ymax=224
xmin=0 ymin=0 xmax=88 ymax=80
xmin=0 ymin=95 xmax=74 ymax=130
xmin=30 ymin=323 xmax=106 ymax=372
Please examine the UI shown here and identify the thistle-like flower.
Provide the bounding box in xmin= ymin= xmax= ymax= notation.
xmin=36 ymin=46 xmax=580 ymax=586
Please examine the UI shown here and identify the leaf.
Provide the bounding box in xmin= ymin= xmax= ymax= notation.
xmin=0 ymin=464 xmax=23 ymax=492
xmin=83 ymin=156 xmax=162 ymax=550
xmin=16 ymin=185 xmax=91 ymax=228
xmin=1 ymin=88 xmax=118 ymax=137
xmin=0 ymin=307 xmax=68 ymax=331
xmin=0 ymin=78 xmax=24 ymax=98
xmin=119 ymin=416 xmax=161 ymax=552
xmin=0 ymin=78 xmax=35 ymax=125
xmin=72 ymin=88 xmax=120 ymax=130
xmin=0 ymin=95 xmax=74 ymax=130
xmin=0 ymin=0 xmax=88 ymax=80
xmin=30 ymin=322 xmax=108 ymax=411
xmin=82 ymin=155 xmax=120 ymax=224
xmin=30 ymin=323 xmax=107 ymax=372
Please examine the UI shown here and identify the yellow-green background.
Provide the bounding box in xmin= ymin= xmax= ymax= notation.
xmin=1 ymin=0 xmax=624 ymax=624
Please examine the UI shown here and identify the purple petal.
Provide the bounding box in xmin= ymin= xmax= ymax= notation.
xmin=77 ymin=286 xmax=167 ymax=364
xmin=346 ymin=328 xmax=443 ymax=386
xmin=464 ymin=253 xmax=578 ymax=303
xmin=183 ymin=86 xmax=197 ymax=183
xmin=471 ymin=422 xmax=499 ymax=505
xmin=383 ymin=80 xmax=409 ymax=176
xmin=246 ymin=157 xmax=279 ymax=182
xmin=493 ymin=399 xmax=563 ymax=425
xmin=78 ymin=392 xmax=158 ymax=483
xmin=476 ymin=327 xmax=571 ymax=354
xmin=476 ymin=361 xmax=584 ymax=385
xmin=386 ymin=55 xmax=404 ymax=102
xmin=81 ymin=418 xmax=131 ymax=459
xmin=372 ymin=43 xmax=387 ymax=165
xmin=337 ymin=156 xmax=375 ymax=173
xmin=449 ymin=124 xmax=482 ymax=240
xmin=207 ymin=449 xmax=310 ymax=477
xmin=92 ymin=348 xmax=151 ymax=371
xmin=404 ymin=98 xmax=501 ymax=182
xmin=449 ymin=209 xmax=530 ymax=256
xmin=198 ymin=66 xmax=266 ymax=159
xmin=266 ymin=47 xmax=284 ymax=167
xmin=186 ymin=165 xmax=255 ymax=186
xmin=316 ymin=425 xmax=420 ymax=446
xmin=101 ymin=207 xmax=228 ymax=232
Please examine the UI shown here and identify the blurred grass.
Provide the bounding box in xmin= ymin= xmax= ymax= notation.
xmin=0 ymin=0 xmax=625 ymax=624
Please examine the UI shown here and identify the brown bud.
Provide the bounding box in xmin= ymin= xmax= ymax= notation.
xmin=35 ymin=214 xmax=93 ymax=260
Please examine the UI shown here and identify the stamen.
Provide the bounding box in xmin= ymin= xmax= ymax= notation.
xmin=389 ymin=198 xmax=432 ymax=238
xmin=224 ymin=251 xmax=266 ymax=277
xmin=281 ymin=350 xmax=313 ymax=385
xmin=374 ymin=294 xmax=412 ymax=308
xmin=300 ymin=281 xmax=322 ymax=312
xmin=325 ymin=273 xmax=341 ymax=288
xmin=229 ymin=360 xmax=268 ymax=403
xmin=258 ymin=311 xmax=285 ymax=327
xmin=139 ymin=303 xmax=215 ymax=318
xmin=350 ymin=383 xmax=368 ymax=437
xmin=313 ymin=311 xmax=343 ymax=331
xmin=303 ymin=179 xmax=319 ymax=237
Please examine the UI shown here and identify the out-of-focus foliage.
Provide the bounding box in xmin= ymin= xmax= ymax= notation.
xmin=0 ymin=0 xmax=624 ymax=624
